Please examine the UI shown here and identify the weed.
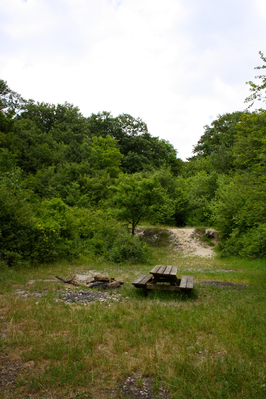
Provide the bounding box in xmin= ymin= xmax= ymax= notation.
xmin=0 ymin=246 xmax=266 ymax=398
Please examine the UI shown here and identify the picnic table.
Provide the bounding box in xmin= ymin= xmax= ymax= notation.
xmin=132 ymin=265 xmax=193 ymax=293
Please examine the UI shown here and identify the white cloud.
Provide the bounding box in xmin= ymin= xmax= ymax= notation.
xmin=254 ymin=0 xmax=266 ymax=20
xmin=0 ymin=0 xmax=265 ymax=159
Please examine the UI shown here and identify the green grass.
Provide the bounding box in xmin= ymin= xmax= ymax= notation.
xmin=0 ymin=248 xmax=266 ymax=398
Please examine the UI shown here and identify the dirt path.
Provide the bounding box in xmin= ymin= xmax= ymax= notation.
xmin=169 ymin=228 xmax=215 ymax=257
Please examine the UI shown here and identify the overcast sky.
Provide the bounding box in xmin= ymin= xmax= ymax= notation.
xmin=1 ymin=0 xmax=266 ymax=160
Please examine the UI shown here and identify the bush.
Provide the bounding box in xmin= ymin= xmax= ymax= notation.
xmin=220 ymin=224 xmax=266 ymax=258
xmin=185 ymin=171 xmax=218 ymax=226
xmin=0 ymin=170 xmax=37 ymax=265
xmin=32 ymin=198 xmax=79 ymax=262
xmin=73 ymin=208 xmax=123 ymax=255
xmin=74 ymin=208 xmax=149 ymax=263
xmin=0 ymin=171 xmax=149 ymax=265
xmin=211 ymin=174 xmax=266 ymax=258
xmin=108 ymin=232 xmax=149 ymax=263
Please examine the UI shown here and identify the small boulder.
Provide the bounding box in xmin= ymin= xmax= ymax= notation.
xmin=205 ymin=229 xmax=218 ymax=239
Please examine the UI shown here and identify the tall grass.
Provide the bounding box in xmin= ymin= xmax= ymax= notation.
xmin=0 ymin=249 xmax=266 ymax=398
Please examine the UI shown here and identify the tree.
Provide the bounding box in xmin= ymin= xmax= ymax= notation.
xmin=0 ymin=80 xmax=26 ymax=134
xmin=233 ymin=110 xmax=266 ymax=174
xmin=191 ymin=111 xmax=246 ymax=174
xmin=1 ymin=118 xmax=61 ymax=174
xmin=184 ymin=171 xmax=218 ymax=226
xmin=210 ymin=173 xmax=266 ymax=258
xmin=115 ymin=113 xmax=149 ymax=137
xmin=245 ymin=51 xmax=266 ymax=107
xmin=88 ymin=111 xmax=121 ymax=140
xmin=87 ymin=112 xmax=179 ymax=173
xmin=0 ymin=79 xmax=25 ymax=118
xmin=0 ymin=169 xmax=36 ymax=265
xmin=89 ymin=135 xmax=123 ymax=177
xmin=20 ymin=101 xmax=90 ymax=140
xmin=208 ymin=110 xmax=266 ymax=257
xmin=110 ymin=173 xmax=168 ymax=235
xmin=144 ymin=167 xmax=187 ymax=225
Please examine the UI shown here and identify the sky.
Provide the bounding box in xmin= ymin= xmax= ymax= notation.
xmin=1 ymin=0 xmax=266 ymax=160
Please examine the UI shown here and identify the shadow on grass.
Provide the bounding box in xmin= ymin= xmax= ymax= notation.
xmin=128 ymin=286 xmax=199 ymax=302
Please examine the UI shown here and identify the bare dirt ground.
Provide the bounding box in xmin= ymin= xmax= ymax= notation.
xmin=135 ymin=227 xmax=217 ymax=258
xmin=169 ymin=228 xmax=215 ymax=257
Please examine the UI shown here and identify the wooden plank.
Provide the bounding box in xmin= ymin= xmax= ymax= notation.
xmin=140 ymin=275 xmax=153 ymax=285
xmin=132 ymin=276 xmax=146 ymax=285
xmin=132 ymin=275 xmax=152 ymax=288
xmin=146 ymin=284 xmax=181 ymax=292
xmin=163 ymin=265 xmax=172 ymax=275
xmin=169 ymin=266 xmax=178 ymax=276
xmin=186 ymin=276 xmax=193 ymax=289
xmin=179 ymin=276 xmax=188 ymax=289
xmin=150 ymin=265 xmax=161 ymax=275
xmin=158 ymin=265 xmax=167 ymax=275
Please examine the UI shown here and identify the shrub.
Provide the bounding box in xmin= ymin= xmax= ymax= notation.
xmin=73 ymin=208 xmax=149 ymax=263
xmin=220 ymin=224 xmax=266 ymax=258
xmin=211 ymin=174 xmax=266 ymax=258
xmin=0 ymin=170 xmax=37 ymax=265
xmin=185 ymin=171 xmax=218 ymax=226
xmin=108 ymin=232 xmax=149 ymax=263
xmin=0 ymin=173 xmax=149 ymax=265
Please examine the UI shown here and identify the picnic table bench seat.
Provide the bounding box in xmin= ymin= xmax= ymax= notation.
xmin=132 ymin=265 xmax=193 ymax=293
xmin=132 ymin=275 xmax=153 ymax=288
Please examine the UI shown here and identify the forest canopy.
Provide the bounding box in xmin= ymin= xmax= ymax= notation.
xmin=1 ymin=53 xmax=266 ymax=265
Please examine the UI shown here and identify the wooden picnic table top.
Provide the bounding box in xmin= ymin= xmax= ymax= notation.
xmin=150 ymin=265 xmax=178 ymax=277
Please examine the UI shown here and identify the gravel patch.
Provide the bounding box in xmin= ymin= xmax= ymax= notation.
xmin=14 ymin=287 xmax=123 ymax=305
xmin=59 ymin=290 xmax=121 ymax=304
xmin=118 ymin=373 xmax=169 ymax=399
xmin=0 ymin=354 xmax=21 ymax=390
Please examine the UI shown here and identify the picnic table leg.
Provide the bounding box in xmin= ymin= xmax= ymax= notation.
xmin=170 ymin=281 xmax=177 ymax=286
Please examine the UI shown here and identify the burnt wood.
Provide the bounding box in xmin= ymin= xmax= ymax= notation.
xmin=55 ymin=276 xmax=80 ymax=286
xmin=87 ymin=281 xmax=124 ymax=289
xmin=56 ymin=275 xmax=124 ymax=289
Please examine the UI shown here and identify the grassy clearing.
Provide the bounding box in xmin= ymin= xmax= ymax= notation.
xmin=0 ymin=247 xmax=266 ymax=398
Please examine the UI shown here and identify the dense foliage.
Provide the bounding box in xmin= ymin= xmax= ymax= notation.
xmin=0 ymin=82 xmax=182 ymax=265
xmin=1 ymin=53 xmax=266 ymax=265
